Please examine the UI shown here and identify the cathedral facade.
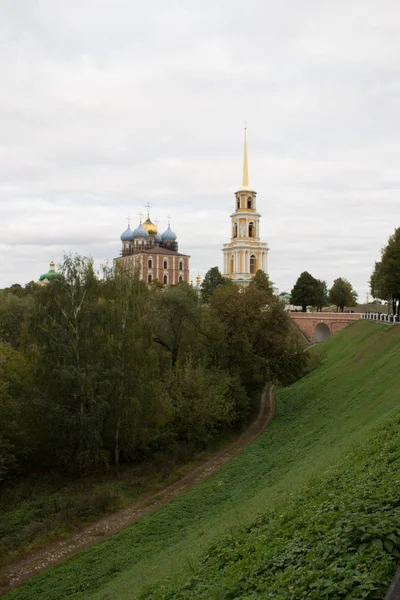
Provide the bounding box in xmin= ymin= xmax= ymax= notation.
xmin=117 ymin=213 xmax=190 ymax=285
xmin=222 ymin=130 xmax=269 ymax=282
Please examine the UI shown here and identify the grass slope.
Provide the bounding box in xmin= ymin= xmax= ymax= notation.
xmin=7 ymin=321 xmax=400 ymax=600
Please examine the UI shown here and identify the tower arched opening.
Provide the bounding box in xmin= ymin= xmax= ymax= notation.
xmin=250 ymin=255 xmax=256 ymax=274
xmin=233 ymin=222 xmax=238 ymax=238
xmin=247 ymin=197 xmax=252 ymax=209
xmin=249 ymin=222 xmax=254 ymax=237
xmin=314 ymin=322 xmax=331 ymax=343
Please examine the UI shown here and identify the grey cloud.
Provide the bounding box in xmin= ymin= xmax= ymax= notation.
xmin=1 ymin=0 xmax=400 ymax=300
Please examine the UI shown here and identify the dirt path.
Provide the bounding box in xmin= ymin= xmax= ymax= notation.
xmin=0 ymin=385 xmax=275 ymax=596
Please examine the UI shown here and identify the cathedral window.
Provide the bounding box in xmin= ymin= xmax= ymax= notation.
xmin=250 ymin=255 xmax=256 ymax=274
xmin=163 ymin=259 xmax=168 ymax=269
xmin=247 ymin=197 xmax=252 ymax=209
xmin=233 ymin=223 xmax=238 ymax=238
xmin=237 ymin=197 xmax=240 ymax=209
xmin=179 ymin=261 xmax=183 ymax=270
xmin=148 ymin=259 xmax=152 ymax=269
xmin=148 ymin=274 xmax=152 ymax=283
xmin=163 ymin=275 xmax=168 ymax=285
xmin=179 ymin=276 xmax=183 ymax=283
xmin=249 ymin=222 xmax=254 ymax=237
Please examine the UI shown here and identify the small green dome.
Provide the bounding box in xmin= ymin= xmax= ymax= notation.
xmin=39 ymin=261 xmax=59 ymax=282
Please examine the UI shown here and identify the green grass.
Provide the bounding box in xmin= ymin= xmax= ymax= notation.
xmin=0 ymin=431 xmax=241 ymax=568
xmin=6 ymin=320 xmax=400 ymax=600
xmin=142 ymin=415 xmax=400 ymax=599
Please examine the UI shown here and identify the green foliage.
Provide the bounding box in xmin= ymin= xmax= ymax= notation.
xmin=0 ymin=253 xmax=304 ymax=482
xmin=249 ymin=269 xmax=274 ymax=297
xmin=0 ymin=343 xmax=34 ymax=480
xmin=329 ymin=277 xmax=358 ymax=312
xmin=166 ymin=361 xmax=238 ymax=445
xmin=149 ymin=282 xmax=202 ymax=367
xmin=290 ymin=271 xmax=319 ymax=312
xmin=7 ymin=321 xmax=400 ymax=600
xmin=313 ymin=278 xmax=328 ymax=311
xmin=143 ymin=417 xmax=400 ymax=599
xmin=370 ymin=227 xmax=400 ymax=313
xmin=200 ymin=266 xmax=231 ymax=303
xmin=208 ymin=285 xmax=306 ymax=390
xmin=0 ymin=292 xmax=32 ymax=347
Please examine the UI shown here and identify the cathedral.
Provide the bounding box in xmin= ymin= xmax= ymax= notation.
xmin=117 ymin=212 xmax=190 ymax=285
xmin=222 ymin=129 xmax=269 ymax=282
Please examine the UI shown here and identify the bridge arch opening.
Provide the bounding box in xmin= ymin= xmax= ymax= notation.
xmin=314 ymin=322 xmax=331 ymax=343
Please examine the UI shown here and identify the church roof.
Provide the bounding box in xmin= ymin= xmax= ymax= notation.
xmin=39 ymin=261 xmax=60 ymax=282
xmin=123 ymin=246 xmax=190 ymax=258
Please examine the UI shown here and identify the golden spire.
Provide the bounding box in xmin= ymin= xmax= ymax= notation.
xmin=242 ymin=126 xmax=249 ymax=188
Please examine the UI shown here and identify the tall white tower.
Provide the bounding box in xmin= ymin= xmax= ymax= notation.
xmin=222 ymin=129 xmax=269 ymax=282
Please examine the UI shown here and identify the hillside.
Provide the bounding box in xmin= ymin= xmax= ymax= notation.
xmin=6 ymin=320 xmax=400 ymax=600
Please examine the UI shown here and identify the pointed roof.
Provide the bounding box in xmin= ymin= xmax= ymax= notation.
xmin=237 ymin=127 xmax=255 ymax=192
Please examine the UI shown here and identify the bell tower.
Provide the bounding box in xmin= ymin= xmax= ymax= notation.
xmin=222 ymin=128 xmax=269 ymax=281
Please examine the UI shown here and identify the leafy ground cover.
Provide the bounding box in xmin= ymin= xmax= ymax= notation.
xmin=141 ymin=407 xmax=400 ymax=599
xmin=6 ymin=320 xmax=400 ymax=600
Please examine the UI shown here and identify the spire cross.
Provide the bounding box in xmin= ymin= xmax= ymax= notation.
xmin=138 ymin=211 xmax=143 ymax=223
xmin=126 ymin=215 xmax=131 ymax=227
xmin=145 ymin=202 xmax=152 ymax=217
xmin=167 ymin=214 xmax=171 ymax=227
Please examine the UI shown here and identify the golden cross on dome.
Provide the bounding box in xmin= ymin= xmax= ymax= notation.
xmin=145 ymin=202 xmax=152 ymax=218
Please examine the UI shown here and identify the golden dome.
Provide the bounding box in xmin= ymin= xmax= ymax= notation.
xmin=142 ymin=216 xmax=158 ymax=237
xmin=196 ymin=274 xmax=201 ymax=284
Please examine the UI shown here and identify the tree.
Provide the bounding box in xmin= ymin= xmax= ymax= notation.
xmin=314 ymin=280 xmax=328 ymax=312
xmin=0 ymin=342 xmax=34 ymax=480
xmin=165 ymin=360 xmax=238 ymax=446
xmin=370 ymin=227 xmax=400 ymax=315
xmin=27 ymin=254 xmax=111 ymax=472
xmin=207 ymin=284 xmax=306 ymax=394
xmin=200 ymin=267 xmax=231 ymax=303
xmin=249 ymin=270 xmax=274 ymax=298
xmin=100 ymin=263 xmax=167 ymax=466
xmin=290 ymin=272 xmax=319 ymax=312
xmin=329 ymin=278 xmax=358 ymax=312
xmin=0 ymin=292 xmax=32 ymax=347
xmin=149 ymin=282 xmax=202 ymax=367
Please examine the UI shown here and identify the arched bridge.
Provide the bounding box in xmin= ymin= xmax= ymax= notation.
xmin=289 ymin=312 xmax=361 ymax=342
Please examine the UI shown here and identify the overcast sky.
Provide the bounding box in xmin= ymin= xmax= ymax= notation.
xmin=1 ymin=0 xmax=400 ymax=298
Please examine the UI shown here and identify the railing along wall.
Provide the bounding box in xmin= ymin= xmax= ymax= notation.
xmin=362 ymin=313 xmax=400 ymax=324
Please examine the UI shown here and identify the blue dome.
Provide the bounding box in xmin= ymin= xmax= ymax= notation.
xmin=120 ymin=225 xmax=134 ymax=242
xmin=132 ymin=223 xmax=149 ymax=239
xmin=155 ymin=232 xmax=162 ymax=243
xmin=161 ymin=226 xmax=177 ymax=242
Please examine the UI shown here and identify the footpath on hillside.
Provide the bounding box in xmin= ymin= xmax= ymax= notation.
xmin=0 ymin=385 xmax=275 ymax=596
